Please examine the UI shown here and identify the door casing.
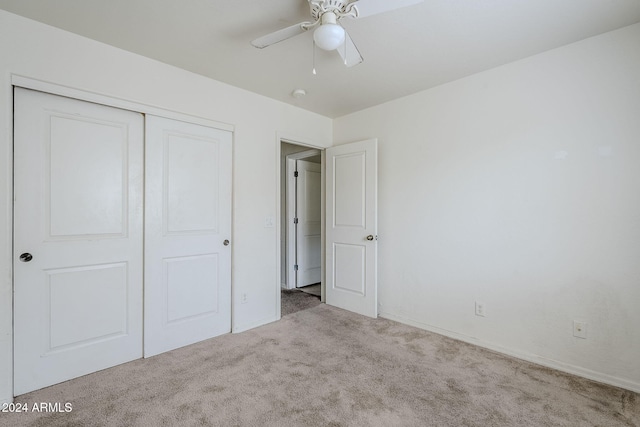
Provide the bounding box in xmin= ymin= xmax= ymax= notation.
xmin=278 ymin=138 xmax=378 ymax=318
xmin=285 ymin=148 xmax=321 ymax=290
xmin=278 ymin=139 xmax=326 ymax=312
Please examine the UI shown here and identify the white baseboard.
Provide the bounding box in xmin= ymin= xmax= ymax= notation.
xmin=232 ymin=315 xmax=278 ymax=334
xmin=379 ymin=311 xmax=640 ymax=394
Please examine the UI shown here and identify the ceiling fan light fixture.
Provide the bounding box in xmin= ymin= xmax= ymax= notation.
xmin=313 ymin=12 xmax=345 ymax=51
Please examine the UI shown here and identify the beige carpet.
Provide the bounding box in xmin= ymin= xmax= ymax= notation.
xmin=2 ymin=299 xmax=638 ymax=427
xmin=298 ymin=283 xmax=321 ymax=297
xmin=281 ymin=288 xmax=321 ymax=316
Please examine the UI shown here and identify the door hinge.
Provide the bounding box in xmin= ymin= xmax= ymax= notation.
xmin=293 ymin=218 xmax=299 ymax=224
xmin=294 ymin=264 xmax=299 ymax=271
xmin=294 ymin=171 xmax=298 ymax=178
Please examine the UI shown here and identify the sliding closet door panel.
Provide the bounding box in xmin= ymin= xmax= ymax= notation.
xmin=13 ymin=88 xmax=144 ymax=395
xmin=144 ymin=115 xmax=232 ymax=357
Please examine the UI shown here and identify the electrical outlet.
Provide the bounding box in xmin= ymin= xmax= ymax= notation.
xmin=475 ymin=301 xmax=485 ymax=317
xmin=241 ymin=292 xmax=248 ymax=304
xmin=573 ymin=320 xmax=587 ymax=339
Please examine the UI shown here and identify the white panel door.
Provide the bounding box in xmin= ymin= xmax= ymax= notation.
xmin=296 ymin=160 xmax=322 ymax=287
xmin=326 ymin=139 xmax=377 ymax=318
xmin=144 ymin=115 xmax=232 ymax=357
xmin=13 ymin=88 xmax=144 ymax=395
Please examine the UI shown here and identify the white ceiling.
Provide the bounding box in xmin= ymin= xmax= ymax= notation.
xmin=2 ymin=0 xmax=640 ymax=118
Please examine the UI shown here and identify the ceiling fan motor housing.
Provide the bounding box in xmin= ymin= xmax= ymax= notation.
xmin=309 ymin=0 xmax=358 ymax=21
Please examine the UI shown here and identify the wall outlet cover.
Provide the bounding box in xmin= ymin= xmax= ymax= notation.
xmin=573 ymin=320 xmax=588 ymax=339
xmin=475 ymin=301 xmax=485 ymax=317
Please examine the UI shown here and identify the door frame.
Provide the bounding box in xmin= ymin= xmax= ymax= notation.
xmin=277 ymin=136 xmax=326 ymax=317
xmin=6 ymin=75 xmax=235 ymax=400
xmin=285 ymin=149 xmax=321 ymax=290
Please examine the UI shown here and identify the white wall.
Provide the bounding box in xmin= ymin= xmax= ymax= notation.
xmin=334 ymin=23 xmax=640 ymax=392
xmin=0 ymin=10 xmax=332 ymax=403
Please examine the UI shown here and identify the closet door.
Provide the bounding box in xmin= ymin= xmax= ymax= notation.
xmin=13 ymin=88 xmax=144 ymax=394
xmin=144 ymin=115 xmax=232 ymax=357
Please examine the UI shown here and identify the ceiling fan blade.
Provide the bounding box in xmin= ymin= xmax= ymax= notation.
xmin=337 ymin=31 xmax=363 ymax=67
xmin=351 ymin=0 xmax=424 ymax=19
xmin=251 ymin=22 xmax=310 ymax=49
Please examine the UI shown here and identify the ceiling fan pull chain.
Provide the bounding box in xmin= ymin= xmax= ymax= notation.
xmin=312 ymin=40 xmax=318 ymax=75
xmin=343 ymin=34 xmax=348 ymax=65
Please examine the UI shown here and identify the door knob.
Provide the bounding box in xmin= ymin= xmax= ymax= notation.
xmin=366 ymin=235 xmax=374 ymax=241
xmin=223 ymin=239 xmax=230 ymax=246
xmin=19 ymin=253 xmax=33 ymax=262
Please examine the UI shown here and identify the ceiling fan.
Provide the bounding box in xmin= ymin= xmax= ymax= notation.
xmin=251 ymin=0 xmax=424 ymax=68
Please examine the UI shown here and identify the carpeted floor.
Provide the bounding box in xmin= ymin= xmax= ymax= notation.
xmin=2 ymin=296 xmax=638 ymax=427
xmin=281 ymin=288 xmax=321 ymax=316
xmin=298 ymin=283 xmax=321 ymax=297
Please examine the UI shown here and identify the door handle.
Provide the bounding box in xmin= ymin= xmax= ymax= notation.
xmin=366 ymin=235 xmax=374 ymax=241
xmin=19 ymin=253 xmax=33 ymax=262
xmin=223 ymin=239 xmax=230 ymax=246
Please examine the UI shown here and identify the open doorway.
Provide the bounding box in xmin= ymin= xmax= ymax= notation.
xmin=280 ymin=141 xmax=324 ymax=316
